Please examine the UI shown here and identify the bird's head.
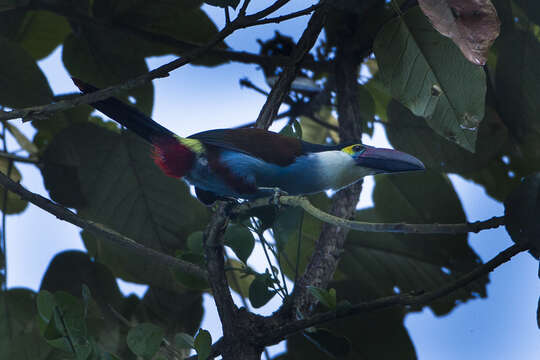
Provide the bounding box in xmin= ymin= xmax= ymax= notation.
xmin=341 ymin=144 xmax=425 ymax=175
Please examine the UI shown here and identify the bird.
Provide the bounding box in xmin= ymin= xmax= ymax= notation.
xmin=72 ymin=78 xmax=425 ymax=205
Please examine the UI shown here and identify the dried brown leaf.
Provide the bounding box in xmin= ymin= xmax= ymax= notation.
xmin=418 ymin=0 xmax=500 ymax=65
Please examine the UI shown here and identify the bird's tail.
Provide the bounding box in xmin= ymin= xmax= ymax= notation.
xmin=72 ymin=78 xmax=174 ymax=143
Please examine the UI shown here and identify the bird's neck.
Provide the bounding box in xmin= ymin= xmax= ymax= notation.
xmin=151 ymin=136 xmax=202 ymax=178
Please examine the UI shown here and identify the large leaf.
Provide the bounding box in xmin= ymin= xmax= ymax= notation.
xmin=41 ymin=123 xmax=209 ymax=286
xmin=340 ymin=171 xmax=487 ymax=315
xmin=2 ymin=10 xmax=70 ymax=60
xmin=92 ymin=0 xmax=227 ymax=66
xmin=62 ymin=32 xmax=154 ymax=116
xmin=495 ymin=29 xmax=540 ymax=157
xmin=0 ymin=36 xmax=52 ymax=108
xmin=0 ymin=289 xmax=54 ymax=360
xmin=386 ymin=100 xmax=507 ymax=173
xmin=374 ymin=7 xmax=486 ymax=152
xmin=127 ymin=323 xmax=164 ymax=358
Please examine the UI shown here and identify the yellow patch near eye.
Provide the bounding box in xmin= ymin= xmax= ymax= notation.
xmin=342 ymin=144 xmax=361 ymax=155
xmin=179 ymin=137 xmax=204 ymax=154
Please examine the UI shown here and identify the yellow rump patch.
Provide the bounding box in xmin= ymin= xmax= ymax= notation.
xmin=178 ymin=137 xmax=204 ymax=154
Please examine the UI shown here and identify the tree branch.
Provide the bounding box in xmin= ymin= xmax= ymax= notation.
xmin=258 ymin=243 xmax=527 ymax=346
xmin=255 ymin=2 xmax=328 ymax=129
xmin=0 ymin=171 xmax=208 ymax=281
xmin=202 ymin=203 xmax=238 ymax=338
xmin=0 ymin=151 xmax=39 ymax=164
xmin=250 ymin=3 xmax=321 ymax=26
xmin=236 ymin=196 xmax=506 ymax=234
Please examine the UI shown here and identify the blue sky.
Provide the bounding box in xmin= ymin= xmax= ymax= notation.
xmin=5 ymin=2 xmax=539 ymax=358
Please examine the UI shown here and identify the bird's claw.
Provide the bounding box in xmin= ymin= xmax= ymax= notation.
xmin=270 ymin=187 xmax=288 ymax=206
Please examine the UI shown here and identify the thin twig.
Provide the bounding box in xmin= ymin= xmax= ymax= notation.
xmin=0 ymin=151 xmax=39 ymax=164
xmin=0 ymin=171 xmax=208 ymax=280
xmin=236 ymin=196 xmax=506 ymax=234
xmin=252 ymin=3 xmax=322 ymax=26
xmin=257 ymin=243 xmax=527 ymax=346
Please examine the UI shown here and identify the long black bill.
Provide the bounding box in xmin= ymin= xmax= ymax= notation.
xmin=356 ymin=146 xmax=425 ymax=173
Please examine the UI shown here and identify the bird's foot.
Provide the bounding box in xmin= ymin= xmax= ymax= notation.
xmin=270 ymin=188 xmax=289 ymax=206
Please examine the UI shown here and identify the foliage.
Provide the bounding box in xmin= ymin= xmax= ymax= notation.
xmin=0 ymin=0 xmax=539 ymax=359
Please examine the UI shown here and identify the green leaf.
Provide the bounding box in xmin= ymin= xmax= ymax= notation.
xmin=279 ymin=119 xmax=303 ymax=139
xmin=302 ymin=328 xmax=351 ymax=359
xmin=37 ymin=290 xmax=56 ymax=323
xmin=174 ymin=332 xmax=195 ymax=349
xmin=273 ymin=206 xmax=303 ymax=251
xmin=62 ymin=32 xmax=154 ymax=116
xmin=41 ymin=123 xmax=209 ymax=289
xmin=193 ymin=329 xmax=212 ymax=360
xmin=248 ymin=273 xmax=277 ymax=308
xmin=341 ymin=171 xmax=487 ymax=316
xmin=386 ymin=100 xmax=508 ymax=173
xmin=0 ymin=158 xmax=28 ymax=214
xmin=504 ymin=173 xmax=540 ymax=259
xmin=374 ymin=7 xmax=486 ymax=152
xmin=307 ymin=286 xmax=337 ymax=309
xmin=187 ymin=231 xmax=205 ymax=254
xmin=12 ymin=10 xmax=70 ymax=60
xmin=204 ymin=0 xmax=240 ymax=9
xmin=223 ymin=224 xmax=255 ymax=263
xmin=226 ymin=259 xmax=255 ymax=298
xmin=0 ymin=289 xmax=54 ymax=360
xmin=127 ymin=323 xmax=165 ymax=359
xmin=0 ymin=36 xmax=52 ymax=108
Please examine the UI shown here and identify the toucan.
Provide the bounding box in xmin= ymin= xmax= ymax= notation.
xmin=72 ymin=79 xmax=425 ymax=205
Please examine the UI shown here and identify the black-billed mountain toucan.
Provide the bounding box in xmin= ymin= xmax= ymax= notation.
xmin=73 ymin=79 xmax=424 ymax=205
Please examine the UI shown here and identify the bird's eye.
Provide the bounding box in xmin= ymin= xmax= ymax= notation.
xmin=352 ymin=145 xmax=364 ymax=153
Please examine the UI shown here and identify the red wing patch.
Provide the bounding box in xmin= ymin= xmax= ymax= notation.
xmin=151 ymin=136 xmax=195 ymax=178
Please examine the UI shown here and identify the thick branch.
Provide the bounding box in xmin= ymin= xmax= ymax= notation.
xmin=255 ymin=2 xmax=328 ymax=129
xmin=259 ymin=243 xmax=527 ymax=345
xmin=0 ymin=171 xmax=208 ymax=280
xmin=0 ymin=151 xmax=39 ymax=164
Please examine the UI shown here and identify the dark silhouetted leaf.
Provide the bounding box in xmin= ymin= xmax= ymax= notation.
xmin=187 ymin=231 xmax=204 ymax=254
xmin=0 ymin=36 xmax=52 ymax=108
xmin=172 ymin=252 xmax=209 ymax=290
xmin=504 ymin=173 xmax=540 ymax=259
xmin=223 ymin=224 xmax=255 ymax=263
xmin=248 ymin=273 xmax=277 ymax=308
xmin=374 ymin=7 xmax=486 ymax=152
xmin=127 ymin=323 xmax=164 ymax=358
xmin=418 ymin=0 xmax=500 ymax=65
xmin=496 ymin=30 xmax=540 ymax=159
xmin=194 ymin=329 xmax=212 ymax=360
xmin=62 ymin=32 xmax=154 ymax=116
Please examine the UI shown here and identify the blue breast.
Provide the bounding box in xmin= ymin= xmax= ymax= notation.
xmin=185 ymin=150 xmax=327 ymax=198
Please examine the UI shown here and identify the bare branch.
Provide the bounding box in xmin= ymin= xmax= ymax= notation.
xmin=0 ymin=151 xmax=39 ymax=164
xmin=251 ymin=3 xmax=322 ymax=27
xmin=255 ymin=3 xmax=328 ymax=129
xmin=258 ymin=243 xmax=527 ymax=345
xmin=0 ymin=171 xmax=208 ymax=280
